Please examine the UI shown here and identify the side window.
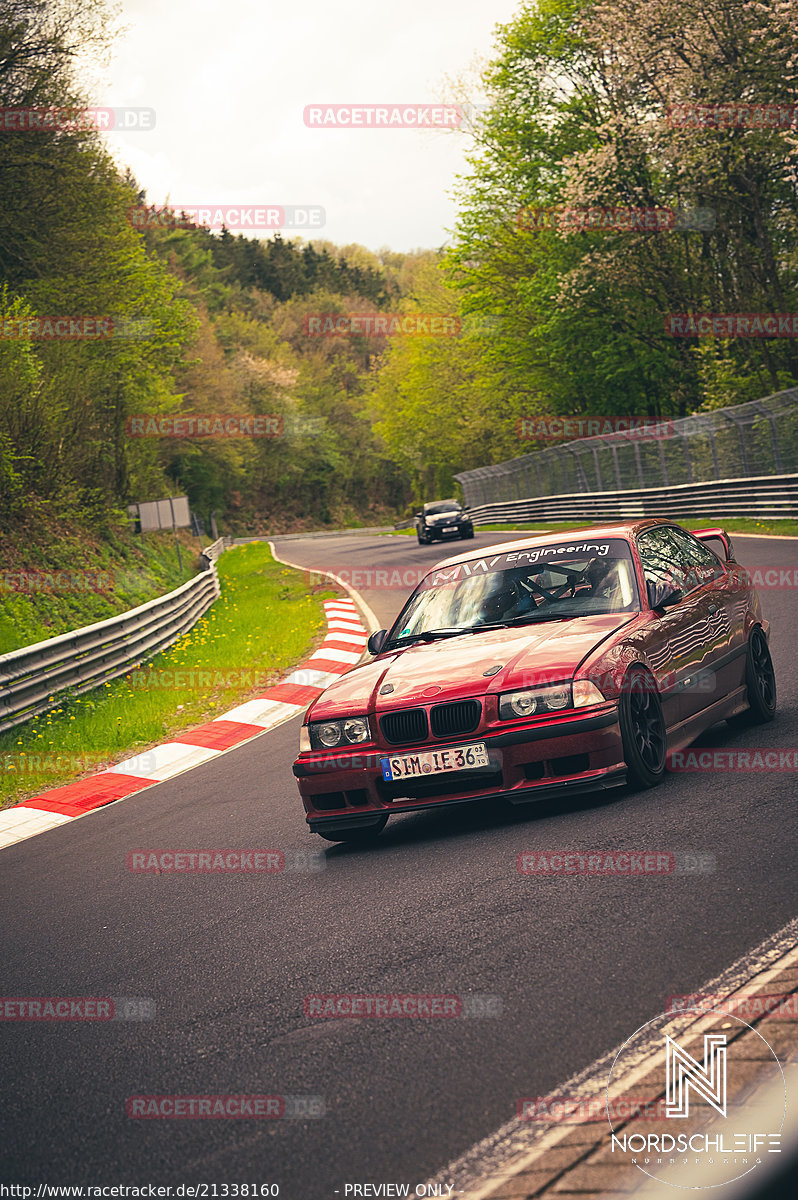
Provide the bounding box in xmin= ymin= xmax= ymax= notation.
xmin=637 ymin=527 xmax=694 ymax=596
xmin=667 ymin=527 xmax=724 ymax=586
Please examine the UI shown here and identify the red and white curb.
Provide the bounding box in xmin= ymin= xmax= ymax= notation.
xmin=0 ymin=598 xmax=368 ymax=852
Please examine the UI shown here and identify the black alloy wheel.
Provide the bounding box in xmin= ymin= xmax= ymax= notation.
xmin=730 ymin=626 xmax=777 ymax=725
xmin=619 ymin=667 xmax=667 ymax=789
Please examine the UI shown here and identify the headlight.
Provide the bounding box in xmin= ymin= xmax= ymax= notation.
xmin=343 ymin=717 xmax=370 ymax=743
xmin=572 ymin=680 xmax=606 ymax=708
xmin=499 ymin=684 xmax=571 ymax=720
xmin=318 ymin=722 xmax=343 ymax=747
xmin=307 ymin=716 xmax=371 ymax=751
xmin=299 ymin=726 xmax=311 ymax=752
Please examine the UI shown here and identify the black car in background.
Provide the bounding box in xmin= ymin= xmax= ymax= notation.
xmin=415 ymin=499 xmax=474 ymax=544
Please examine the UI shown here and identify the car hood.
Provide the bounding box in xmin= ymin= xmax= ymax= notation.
xmin=307 ymin=614 xmax=634 ymax=720
xmin=426 ymin=511 xmax=464 ymax=524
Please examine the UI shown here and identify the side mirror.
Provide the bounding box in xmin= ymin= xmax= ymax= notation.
xmin=367 ymin=629 xmax=388 ymax=655
xmin=463 ymin=505 xmax=470 ymax=511
xmin=414 ymin=511 xmax=423 ymax=520
xmin=647 ymin=578 xmax=682 ymax=610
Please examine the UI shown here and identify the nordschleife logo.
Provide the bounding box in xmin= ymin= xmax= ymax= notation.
xmin=665 ymin=1032 xmax=727 ymax=1118
xmin=606 ymin=1008 xmax=785 ymax=1189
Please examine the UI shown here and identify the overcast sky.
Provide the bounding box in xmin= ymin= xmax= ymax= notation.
xmin=95 ymin=0 xmax=521 ymax=253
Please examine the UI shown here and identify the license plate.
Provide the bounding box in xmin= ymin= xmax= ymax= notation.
xmin=443 ymin=525 xmax=458 ymax=532
xmin=381 ymin=742 xmax=489 ymax=781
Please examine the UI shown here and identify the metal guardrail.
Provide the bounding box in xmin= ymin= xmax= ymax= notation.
xmin=0 ymin=567 xmax=221 ymax=734
xmin=462 ymin=473 xmax=798 ymax=526
xmin=200 ymin=537 xmax=226 ymax=566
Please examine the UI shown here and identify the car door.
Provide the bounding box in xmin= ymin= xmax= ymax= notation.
xmin=666 ymin=525 xmax=747 ymax=700
xmin=637 ymin=526 xmax=727 ymax=722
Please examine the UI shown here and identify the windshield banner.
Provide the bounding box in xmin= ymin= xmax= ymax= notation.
xmin=422 ymin=540 xmax=622 ymax=589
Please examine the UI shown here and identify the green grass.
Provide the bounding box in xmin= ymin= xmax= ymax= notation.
xmin=0 ymin=527 xmax=202 ymax=654
xmin=0 ymin=543 xmax=333 ymax=810
xmin=388 ymin=518 xmax=797 ymax=538
xmin=681 ymin=517 xmax=798 ymax=537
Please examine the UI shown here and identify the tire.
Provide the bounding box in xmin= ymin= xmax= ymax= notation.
xmin=619 ymin=667 xmax=667 ymax=790
xmin=416 ymin=530 xmax=427 ymax=545
xmin=316 ymin=816 xmax=388 ymax=844
xmin=461 ymin=528 xmax=474 ymax=539
xmin=729 ymin=626 xmax=776 ymax=726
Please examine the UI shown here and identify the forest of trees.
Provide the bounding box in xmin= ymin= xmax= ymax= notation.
xmin=371 ymin=0 xmax=798 ymax=491
xmin=2 ymin=0 xmax=797 ymax=538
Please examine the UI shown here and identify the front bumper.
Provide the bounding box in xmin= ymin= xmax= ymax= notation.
xmin=293 ymin=704 xmax=624 ymax=832
xmin=423 ymin=523 xmax=472 ymax=539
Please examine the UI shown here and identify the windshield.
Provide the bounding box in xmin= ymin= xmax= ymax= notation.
xmin=424 ymin=500 xmax=462 ymax=514
xmin=387 ymin=538 xmax=639 ymax=646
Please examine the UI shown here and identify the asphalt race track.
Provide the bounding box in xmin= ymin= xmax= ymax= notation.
xmin=1 ymin=530 xmax=796 ymax=1196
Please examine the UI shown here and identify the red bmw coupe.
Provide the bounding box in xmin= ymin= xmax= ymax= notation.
xmin=292 ymin=520 xmax=776 ymax=842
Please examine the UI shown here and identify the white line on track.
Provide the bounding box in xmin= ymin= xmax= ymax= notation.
xmin=268 ymin=540 xmax=382 ymax=633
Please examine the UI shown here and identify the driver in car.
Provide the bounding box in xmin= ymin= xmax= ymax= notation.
xmin=584 ymin=557 xmax=624 ymax=607
xmin=479 ymin=569 xmax=542 ymax=623
xmin=480 ymin=559 xmax=625 ymax=624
